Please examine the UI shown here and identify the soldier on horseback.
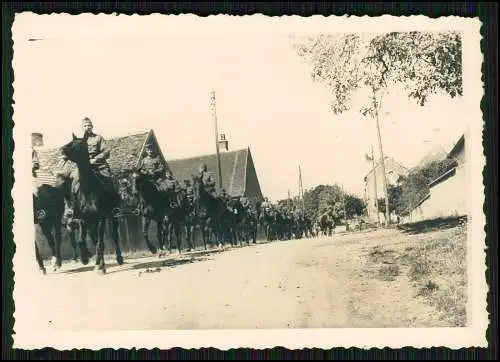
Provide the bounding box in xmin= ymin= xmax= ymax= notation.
xmin=81 ymin=117 xmax=121 ymax=210
xmin=261 ymin=197 xmax=271 ymax=213
xmin=165 ymin=170 xmax=180 ymax=207
xmin=198 ymin=163 xmax=217 ymax=198
xmin=219 ymin=188 xmax=231 ymax=208
xmin=240 ymin=195 xmax=250 ymax=211
xmin=137 ymin=142 xmax=169 ymax=191
xmin=183 ymin=179 xmax=194 ymax=202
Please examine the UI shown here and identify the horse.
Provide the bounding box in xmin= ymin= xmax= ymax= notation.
xmin=163 ymin=189 xmax=186 ymax=255
xmin=259 ymin=206 xmax=277 ymax=241
xmin=318 ymin=212 xmax=335 ymax=236
xmin=60 ymin=134 xmax=124 ymax=274
xmin=191 ymin=175 xmax=224 ymax=249
xmin=33 ymin=182 xmax=65 ymax=273
xmin=129 ymin=170 xmax=171 ymax=256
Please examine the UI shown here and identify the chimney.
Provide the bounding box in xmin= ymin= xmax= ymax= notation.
xmin=218 ymin=133 xmax=229 ymax=152
xmin=31 ymin=132 xmax=44 ymax=147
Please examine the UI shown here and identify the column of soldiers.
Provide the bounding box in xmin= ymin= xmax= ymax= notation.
xmin=32 ymin=117 xmax=256 ymax=234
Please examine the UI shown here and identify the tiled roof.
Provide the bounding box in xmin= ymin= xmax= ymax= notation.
xmin=167 ymin=148 xmax=254 ymax=199
xmin=363 ymin=156 xmax=409 ymax=180
xmin=34 ymin=130 xmax=168 ymax=183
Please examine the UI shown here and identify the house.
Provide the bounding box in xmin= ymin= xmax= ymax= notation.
xmin=33 ymin=129 xmax=169 ymax=259
xmin=404 ymin=130 xmax=469 ymax=223
xmin=363 ymin=156 xmax=409 ymax=223
xmin=167 ymin=146 xmax=265 ymax=204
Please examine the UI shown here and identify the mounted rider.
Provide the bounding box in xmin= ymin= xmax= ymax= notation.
xmin=219 ymin=188 xmax=231 ymax=209
xmin=261 ymin=197 xmax=272 ymax=213
xmin=137 ymin=142 xmax=169 ymax=192
xmin=183 ymin=179 xmax=194 ymax=202
xmin=164 ymin=170 xmax=180 ymax=207
xmin=239 ymin=195 xmax=251 ymax=212
xmin=81 ymin=117 xmax=121 ymax=209
xmin=198 ymin=163 xmax=217 ymax=198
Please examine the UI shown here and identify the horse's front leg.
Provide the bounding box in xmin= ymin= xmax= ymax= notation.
xmin=40 ymin=223 xmax=59 ymax=272
xmin=34 ymin=240 xmax=46 ymax=274
xmin=110 ymin=217 xmax=124 ymax=265
xmin=54 ymin=222 xmax=63 ymax=269
xmin=142 ymin=216 xmax=157 ymax=254
xmin=94 ymin=220 xmax=106 ymax=274
xmin=156 ymin=215 xmax=167 ymax=255
xmin=78 ymin=222 xmax=90 ymax=265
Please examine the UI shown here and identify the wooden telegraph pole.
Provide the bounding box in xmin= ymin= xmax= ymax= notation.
xmin=373 ymin=93 xmax=391 ymax=226
xmin=210 ymin=90 xmax=223 ymax=192
xmin=298 ymin=165 xmax=305 ymax=214
xmin=370 ymin=145 xmax=381 ymax=226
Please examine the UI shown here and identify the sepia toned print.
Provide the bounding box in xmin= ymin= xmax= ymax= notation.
xmin=11 ymin=14 xmax=487 ymax=350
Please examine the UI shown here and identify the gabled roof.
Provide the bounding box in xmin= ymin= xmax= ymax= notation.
xmin=447 ymin=133 xmax=465 ymax=160
xmin=363 ymin=156 xmax=409 ymax=181
xmin=34 ymin=129 xmax=169 ymax=184
xmin=167 ymin=147 xmax=261 ymax=199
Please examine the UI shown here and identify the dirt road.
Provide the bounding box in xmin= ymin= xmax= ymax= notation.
xmin=30 ymin=227 xmax=463 ymax=331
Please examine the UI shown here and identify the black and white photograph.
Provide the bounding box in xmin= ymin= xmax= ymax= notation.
xmin=11 ymin=13 xmax=487 ymax=350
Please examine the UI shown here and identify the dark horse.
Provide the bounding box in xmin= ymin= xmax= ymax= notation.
xmin=60 ymin=134 xmax=124 ymax=274
xmin=191 ymin=175 xmax=223 ymax=249
xmin=33 ymin=181 xmax=66 ymax=274
xmin=130 ymin=170 xmax=171 ymax=256
xmin=33 ymin=173 xmax=91 ymax=274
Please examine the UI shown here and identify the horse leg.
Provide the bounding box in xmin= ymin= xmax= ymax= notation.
xmin=35 ymin=241 xmax=46 ymax=274
xmin=175 ymin=220 xmax=182 ymax=254
xmin=78 ymin=222 xmax=90 ymax=265
xmin=156 ymin=216 xmax=166 ymax=255
xmin=89 ymin=222 xmax=102 ymax=271
xmin=94 ymin=220 xmax=106 ymax=274
xmin=54 ymin=222 xmax=63 ymax=269
xmin=110 ymin=217 xmax=124 ymax=265
xmin=189 ymin=223 xmax=196 ymax=251
xmin=68 ymin=224 xmax=79 ymax=263
xmin=40 ymin=223 xmax=58 ymax=271
xmin=202 ymin=220 xmax=208 ymax=250
xmin=142 ymin=216 xmax=157 ymax=254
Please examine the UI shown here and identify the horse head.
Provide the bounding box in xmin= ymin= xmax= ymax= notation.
xmin=60 ymin=133 xmax=91 ymax=166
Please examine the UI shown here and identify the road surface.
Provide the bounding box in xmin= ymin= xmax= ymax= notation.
xmin=29 ymin=229 xmax=450 ymax=331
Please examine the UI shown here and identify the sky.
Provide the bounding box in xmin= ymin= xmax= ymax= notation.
xmin=13 ymin=15 xmax=474 ymax=202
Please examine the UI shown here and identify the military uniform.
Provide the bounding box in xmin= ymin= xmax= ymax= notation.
xmin=164 ymin=173 xmax=179 ymax=206
xmin=138 ymin=153 xmax=168 ymax=191
xmin=240 ymin=196 xmax=250 ymax=211
xmin=86 ymin=133 xmax=112 ymax=179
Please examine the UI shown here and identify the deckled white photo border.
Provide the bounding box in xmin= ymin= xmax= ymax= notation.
xmin=10 ymin=13 xmax=487 ymax=350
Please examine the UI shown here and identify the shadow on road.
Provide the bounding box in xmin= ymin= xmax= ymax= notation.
xmin=59 ymin=248 xmax=225 ymax=275
xmin=397 ymin=216 xmax=467 ymax=235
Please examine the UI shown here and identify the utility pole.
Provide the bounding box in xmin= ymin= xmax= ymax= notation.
xmin=372 ymin=91 xmax=391 ymax=226
xmin=299 ymin=165 xmax=305 ymax=215
xmin=342 ymin=186 xmax=347 ymax=224
xmin=370 ymin=144 xmax=381 ymax=226
xmin=210 ymin=90 xmax=223 ymax=192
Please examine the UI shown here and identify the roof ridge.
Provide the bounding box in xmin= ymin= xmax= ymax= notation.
xmin=167 ymin=147 xmax=248 ymax=162
xmin=228 ymin=149 xmax=241 ymax=194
